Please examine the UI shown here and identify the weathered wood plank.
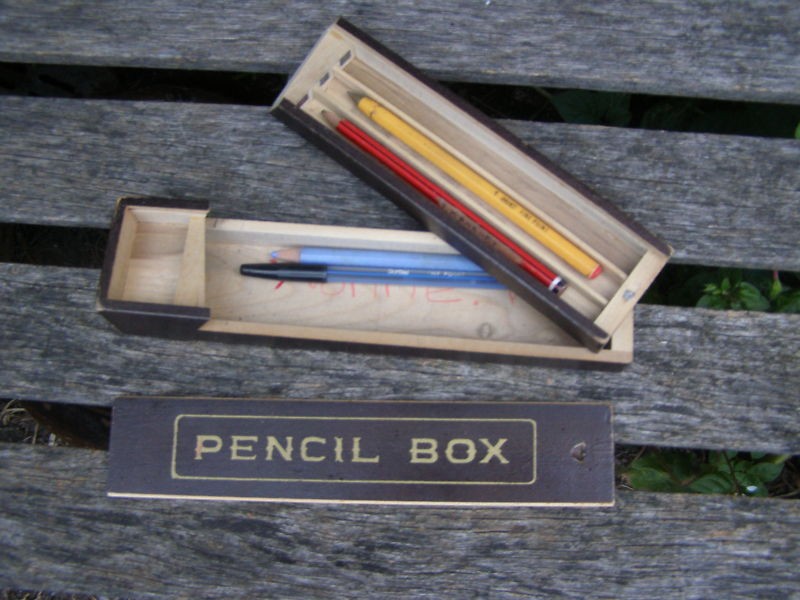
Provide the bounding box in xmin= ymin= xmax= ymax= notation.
xmin=1 ymin=263 xmax=798 ymax=453
xmin=0 ymin=1 xmax=798 ymax=104
xmin=1 ymin=443 xmax=797 ymax=599
xmin=1 ymin=97 xmax=798 ymax=271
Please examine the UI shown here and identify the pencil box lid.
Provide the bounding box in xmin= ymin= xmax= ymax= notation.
xmin=108 ymin=395 xmax=615 ymax=506
xmin=270 ymin=18 xmax=672 ymax=352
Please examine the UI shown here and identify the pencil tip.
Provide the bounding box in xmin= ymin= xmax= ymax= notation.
xmin=347 ymin=91 xmax=365 ymax=104
xmin=589 ymin=264 xmax=603 ymax=279
xmin=271 ymin=248 xmax=300 ymax=262
xmin=321 ymin=110 xmax=339 ymax=128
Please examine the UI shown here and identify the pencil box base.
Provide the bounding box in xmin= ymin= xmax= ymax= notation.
xmin=97 ymin=197 xmax=633 ymax=366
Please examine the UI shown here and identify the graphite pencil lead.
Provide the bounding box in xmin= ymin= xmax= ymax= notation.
xmin=321 ymin=110 xmax=340 ymax=128
xmin=347 ymin=91 xmax=365 ymax=104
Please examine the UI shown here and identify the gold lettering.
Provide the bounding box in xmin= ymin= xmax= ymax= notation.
xmin=265 ymin=436 xmax=293 ymax=461
xmin=409 ymin=438 xmax=438 ymax=463
xmin=230 ymin=435 xmax=258 ymax=460
xmin=194 ymin=435 xmax=222 ymax=460
xmin=300 ymin=436 xmax=326 ymax=462
xmin=351 ymin=437 xmax=380 ymax=463
xmin=334 ymin=436 xmax=344 ymax=463
xmin=445 ymin=438 xmax=477 ymax=464
xmin=479 ymin=438 xmax=509 ymax=464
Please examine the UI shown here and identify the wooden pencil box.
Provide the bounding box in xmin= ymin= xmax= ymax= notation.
xmin=97 ymin=197 xmax=633 ymax=365
xmin=271 ymin=18 xmax=672 ymax=351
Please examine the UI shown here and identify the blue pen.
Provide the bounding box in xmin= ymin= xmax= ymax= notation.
xmin=271 ymin=246 xmax=484 ymax=273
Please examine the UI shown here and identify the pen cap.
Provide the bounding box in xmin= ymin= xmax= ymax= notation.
xmin=240 ymin=263 xmax=328 ymax=282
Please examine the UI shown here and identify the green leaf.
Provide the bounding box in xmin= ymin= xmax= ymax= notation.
xmin=767 ymin=453 xmax=792 ymax=465
xmin=626 ymin=451 xmax=703 ymax=492
xmin=747 ymin=461 xmax=784 ymax=484
xmin=775 ymin=289 xmax=800 ymax=313
xmin=768 ymin=278 xmax=783 ymax=301
xmin=741 ymin=269 xmax=777 ymax=298
xmin=551 ymin=91 xmax=632 ymax=126
xmin=795 ymin=121 xmax=800 ymax=139
xmin=666 ymin=452 xmax=702 ymax=483
xmin=625 ymin=450 xmax=784 ymax=496
xmin=689 ymin=472 xmax=735 ymax=495
xmin=697 ymin=294 xmax=726 ymax=309
xmin=626 ymin=452 xmax=680 ymax=491
xmin=626 ymin=465 xmax=680 ymax=492
xmin=732 ymin=458 xmax=751 ymax=478
xmin=696 ymin=280 xmax=770 ymax=311
xmin=737 ymin=282 xmax=770 ymax=311
xmin=738 ymin=477 xmax=769 ymax=496
xmin=709 ymin=451 xmax=736 ymax=469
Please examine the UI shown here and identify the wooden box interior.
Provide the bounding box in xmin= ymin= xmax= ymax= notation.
xmin=101 ymin=202 xmax=633 ymax=364
xmin=272 ymin=20 xmax=671 ymax=350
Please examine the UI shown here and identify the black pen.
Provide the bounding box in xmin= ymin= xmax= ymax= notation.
xmin=240 ymin=263 xmax=503 ymax=289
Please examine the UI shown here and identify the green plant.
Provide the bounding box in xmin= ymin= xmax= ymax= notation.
xmin=698 ymin=276 xmax=770 ymax=311
xmin=696 ymin=269 xmax=800 ymax=312
xmin=644 ymin=266 xmax=800 ymax=313
xmin=625 ymin=449 xmax=789 ymax=496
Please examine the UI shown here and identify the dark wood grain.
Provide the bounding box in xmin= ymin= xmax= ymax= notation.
xmin=1 ymin=263 xmax=798 ymax=454
xmin=1 ymin=443 xmax=797 ymax=599
xmin=0 ymin=1 xmax=798 ymax=104
xmin=1 ymin=97 xmax=798 ymax=270
xmin=108 ymin=398 xmax=614 ymax=505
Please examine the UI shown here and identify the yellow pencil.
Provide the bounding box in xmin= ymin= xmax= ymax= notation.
xmin=351 ymin=93 xmax=602 ymax=279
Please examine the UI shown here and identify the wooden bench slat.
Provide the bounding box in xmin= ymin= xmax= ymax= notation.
xmin=1 ymin=263 xmax=798 ymax=453
xmin=1 ymin=5 xmax=796 ymax=597
xmin=1 ymin=443 xmax=797 ymax=599
xmin=0 ymin=1 xmax=798 ymax=104
xmin=1 ymin=97 xmax=798 ymax=271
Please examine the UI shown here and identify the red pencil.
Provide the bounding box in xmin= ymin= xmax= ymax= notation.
xmin=321 ymin=110 xmax=566 ymax=295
